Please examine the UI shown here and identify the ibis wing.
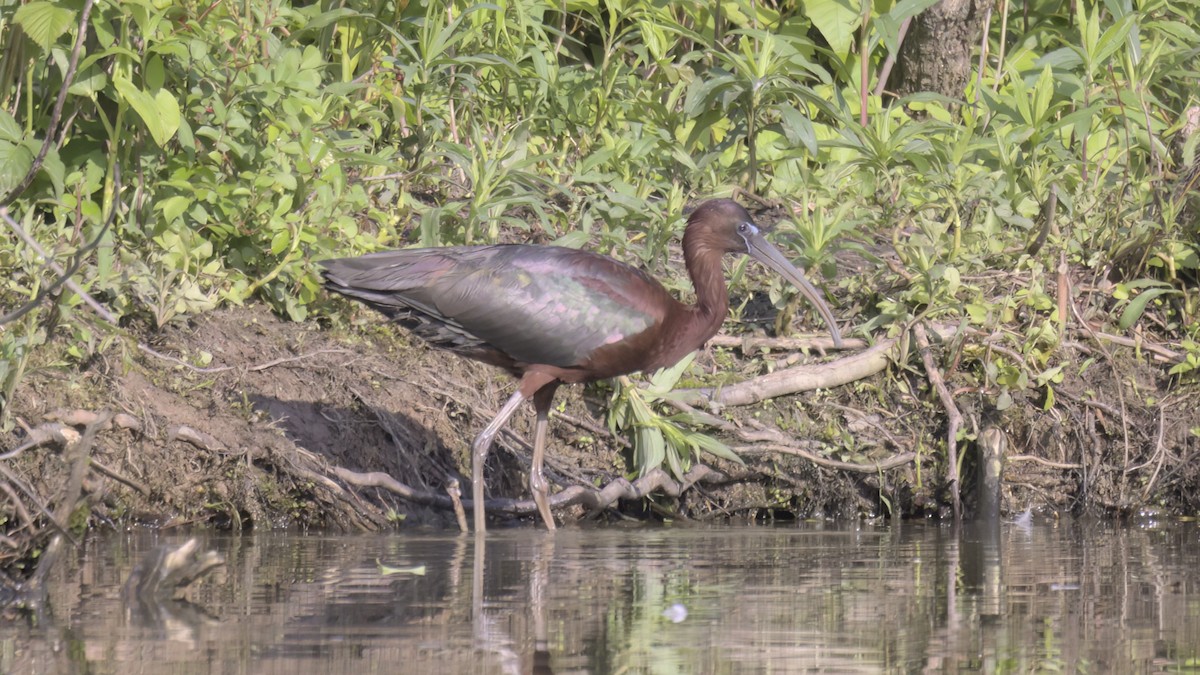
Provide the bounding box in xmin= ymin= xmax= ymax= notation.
xmin=431 ymin=247 xmax=662 ymax=368
xmin=321 ymin=246 xmax=666 ymax=369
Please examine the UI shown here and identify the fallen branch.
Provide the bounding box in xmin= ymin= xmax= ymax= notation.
xmin=738 ymin=444 xmax=917 ymax=473
xmin=0 ymin=423 xmax=82 ymax=460
xmin=676 ymin=340 xmax=890 ymax=407
xmin=331 ymin=464 xmax=731 ymax=519
xmin=678 ymin=324 xmax=960 ymax=408
xmin=1007 ymin=454 xmax=1082 ymax=470
xmin=707 ymin=334 xmax=864 ymax=353
xmin=45 ymin=409 xmax=142 ymax=432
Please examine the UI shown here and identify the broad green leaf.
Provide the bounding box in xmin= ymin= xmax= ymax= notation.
xmin=647 ymin=353 xmax=695 ymax=396
xmin=14 ymin=1 xmax=76 ymax=51
xmin=67 ymin=66 xmax=108 ymax=97
xmin=157 ymin=195 xmax=190 ymax=222
xmin=1094 ymin=14 xmax=1137 ymax=65
xmin=551 ymin=231 xmax=590 ymax=248
xmin=0 ymin=110 xmax=21 ymax=143
xmin=636 ymin=426 xmax=665 ymax=476
xmin=0 ymin=140 xmax=34 ymax=195
xmin=802 ymin=0 xmax=858 ymax=58
xmin=113 ymin=76 xmax=180 ymax=147
xmin=778 ymin=105 xmax=818 ymax=154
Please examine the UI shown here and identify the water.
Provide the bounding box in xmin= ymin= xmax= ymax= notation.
xmin=4 ymin=519 xmax=1200 ymax=673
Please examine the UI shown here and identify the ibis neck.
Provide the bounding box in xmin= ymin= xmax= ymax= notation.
xmin=684 ymin=245 xmax=729 ymax=341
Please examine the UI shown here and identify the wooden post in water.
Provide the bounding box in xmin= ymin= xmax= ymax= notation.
xmin=976 ymin=426 xmax=1006 ymax=522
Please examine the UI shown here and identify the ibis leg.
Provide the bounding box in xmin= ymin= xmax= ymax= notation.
xmin=472 ymin=390 xmax=527 ymax=534
xmin=530 ymin=384 xmax=560 ymax=530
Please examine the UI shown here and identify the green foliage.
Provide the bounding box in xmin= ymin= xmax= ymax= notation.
xmin=608 ymin=355 xmax=743 ymax=480
xmin=1 ymin=0 xmax=1197 ymax=468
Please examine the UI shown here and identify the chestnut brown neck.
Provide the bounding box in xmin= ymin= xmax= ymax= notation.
xmin=680 ymin=227 xmax=731 ymax=345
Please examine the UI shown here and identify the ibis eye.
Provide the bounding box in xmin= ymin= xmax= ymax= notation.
xmin=737 ymin=222 xmax=750 ymax=233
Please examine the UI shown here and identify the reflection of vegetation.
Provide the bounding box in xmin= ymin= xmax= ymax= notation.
xmin=2 ymin=0 xmax=1196 ymax=490
xmin=601 ymin=567 xmax=701 ymax=674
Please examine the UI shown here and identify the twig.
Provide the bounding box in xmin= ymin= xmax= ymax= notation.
xmin=1139 ymin=407 xmax=1168 ymax=500
xmin=873 ymin=17 xmax=912 ymax=98
xmin=247 ymin=349 xmax=352 ymax=371
xmin=137 ymin=344 xmax=235 ymax=372
xmin=737 ymin=444 xmax=916 ymax=473
xmin=913 ymin=323 xmax=963 ymax=520
xmin=29 ymin=410 xmax=110 ymax=589
xmin=1007 ymin=455 xmax=1082 ymax=470
xmin=0 ymin=462 xmax=62 ymax=536
xmin=168 ymin=425 xmax=232 ymax=454
xmin=91 ymin=459 xmax=151 ymax=496
xmin=45 ymin=409 xmax=141 ymax=432
xmin=706 ymin=334 xmax=862 ymax=353
xmin=0 ymin=481 xmax=33 ymax=531
xmin=447 ymin=479 xmax=468 ymax=533
xmin=0 ymin=204 xmax=113 ymax=326
xmin=330 ymin=464 xmax=732 ymax=520
xmin=1088 ymin=330 xmax=1181 ymax=364
xmin=139 ymin=345 xmax=354 ymax=374
xmin=551 ymin=410 xmax=630 ymax=448
xmin=1067 ymin=286 xmax=1134 ymax=504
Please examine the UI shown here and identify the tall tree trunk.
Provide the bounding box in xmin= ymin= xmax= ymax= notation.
xmin=889 ymin=0 xmax=990 ymax=99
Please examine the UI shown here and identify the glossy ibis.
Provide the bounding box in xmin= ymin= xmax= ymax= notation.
xmin=320 ymin=199 xmax=843 ymax=533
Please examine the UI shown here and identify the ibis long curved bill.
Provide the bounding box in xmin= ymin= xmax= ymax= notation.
xmin=741 ymin=224 xmax=844 ymax=348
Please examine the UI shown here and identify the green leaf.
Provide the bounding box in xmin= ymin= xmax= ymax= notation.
xmin=690 ymin=432 xmax=744 ymax=465
xmin=778 ymin=105 xmax=818 ymax=154
xmin=0 ymin=110 xmax=21 ymax=143
xmin=14 ymin=1 xmax=76 ymax=52
xmin=802 ymin=0 xmax=858 ymax=58
xmin=0 ymin=140 xmax=34 ymax=195
xmin=1118 ymin=287 xmax=1176 ymax=329
xmin=636 ymin=426 xmax=665 ymax=476
xmin=646 ymin=353 xmax=695 ymax=396
xmin=1094 ymin=14 xmax=1137 ymax=65
xmin=113 ymin=75 xmax=180 ymax=147
xmin=157 ymin=195 xmax=191 ymax=222
xmin=35 ymin=141 xmax=65 ymax=197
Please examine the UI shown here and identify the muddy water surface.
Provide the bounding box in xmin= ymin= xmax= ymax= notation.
xmin=4 ymin=520 xmax=1200 ymax=673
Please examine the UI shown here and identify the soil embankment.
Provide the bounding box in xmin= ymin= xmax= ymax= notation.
xmin=2 ymin=300 xmax=1196 ymax=570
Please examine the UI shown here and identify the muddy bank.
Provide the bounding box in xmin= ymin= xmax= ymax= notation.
xmin=1 ymin=301 xmax=1197 ymax=568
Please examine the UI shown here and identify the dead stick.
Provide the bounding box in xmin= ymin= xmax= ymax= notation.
xmin=447 ymin=479 xmax=468 ymax=533
xmin=91 ymin=459 xmax=151 ymax=496
xmin=0 ymin=481 xmax=34 ymax=531
xmin=30 ymin=410 xmax=110 ymax=588
xmin=914 ymin=324 xmax=963 ymax=520
xmin=738 ymin=444 xmax=917 ymax=473
xmin=331 ymin=464 xmax=731 ymax=519
xmin=678 ymin=324 xmax=960 ymax=408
